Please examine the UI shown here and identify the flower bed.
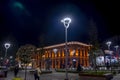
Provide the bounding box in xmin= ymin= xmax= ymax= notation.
xmin=12 ymin=77 xmax=23 ymax=80
xmin=79 ymin=71 xmax=113 ymax=80
xmin=29 ymin=70 xmax=52 ymax=74
xmin=56 ymin=69 xmax=78 ymax=73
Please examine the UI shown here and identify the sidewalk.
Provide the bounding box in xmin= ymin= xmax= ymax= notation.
xmin=111 ymin=74 xmax=120 ymax=80
xmin=3 ymin=70 xmax=79 ymax=80
xmin=5 ymin=70 xmax=34 ymax=80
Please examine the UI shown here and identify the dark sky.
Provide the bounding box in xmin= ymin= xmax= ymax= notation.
xmin=0 ymin=0 xmax=119 ymax=47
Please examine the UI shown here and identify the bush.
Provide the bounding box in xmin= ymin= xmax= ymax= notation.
xmin=82 ymin=71 xmax=107 ymax=75
xmin=12 ymin=77 xmax=23 ymax=80
xmin=29 ymin=70 xmax=52 ymax=74
xmin=56 ymin=69 xmax=78 ymax=73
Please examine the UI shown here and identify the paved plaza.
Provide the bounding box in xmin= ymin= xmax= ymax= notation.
xmin=3 ymin=70 xmax=79 ymax=80
xmin=1 ymin=70 xmax=120 ymax=80
xmin=111 ymin=74 xmax=120 ymax=80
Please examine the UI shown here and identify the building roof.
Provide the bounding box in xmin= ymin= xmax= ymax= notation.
xmin=37 ymin=41 xmax=91 ymax=50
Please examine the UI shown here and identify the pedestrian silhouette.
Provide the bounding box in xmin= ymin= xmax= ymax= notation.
xmin=106 ymin=61 xmax=110 ymax=70
xmin=14 ymin=65 xmax=19 ymax=77
xmin=34 ymin=65 xmax=41 ymax=80
xmin=77 ymin=63 xmax=82 ymax=72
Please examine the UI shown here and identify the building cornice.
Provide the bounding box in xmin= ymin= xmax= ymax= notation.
xmin=37 ymin=41 xmax=91 ymax=50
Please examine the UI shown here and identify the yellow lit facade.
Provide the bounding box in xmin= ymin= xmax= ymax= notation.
xmin=34 ymin=41 xmax=91 ymax=69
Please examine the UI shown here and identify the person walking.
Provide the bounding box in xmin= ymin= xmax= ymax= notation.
xmin=77 ymin=63 xmax=82 ymax=72
xmin=34 ymin=65 xmax=41 ymax=80
xmin=14 ymin=65 xmax=19 ymax=77
xmin=4 ymin=65 xmax=8 ymax=77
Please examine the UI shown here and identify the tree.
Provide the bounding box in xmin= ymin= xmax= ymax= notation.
xmin=16 ymin=44 xmax=36 ymax=80
xmin=38 ymin=34 xmax=45 ymax=68
xmin=88 ymin=19 xmax=100 ymax=71
xmin=16 ymin=44 xmax=36 ymax=64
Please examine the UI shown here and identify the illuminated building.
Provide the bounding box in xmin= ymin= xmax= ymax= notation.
xmin=34 ymin=41 xmax=91 ymax=69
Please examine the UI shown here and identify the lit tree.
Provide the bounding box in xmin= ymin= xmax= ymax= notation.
xmin=16 ymin=44 xmax=36 ymax=64
xmin=16 ymin=44 xmax=36 ymax=80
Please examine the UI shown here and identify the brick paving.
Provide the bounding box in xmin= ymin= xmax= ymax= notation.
xmin=2 ymin=70 xmax=120 ymax=80
xmin=111 ymin=74 xmax=120 ymax=80
xmin=2 ymin=70 xmax=79 ymax=80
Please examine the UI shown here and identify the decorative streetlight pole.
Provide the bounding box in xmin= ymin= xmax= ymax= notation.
xmin=71 ymin=50 xmax=75 ymax=69
xmin=114 ymin=45 xmax=119 ymax=62
xmin=106 ymin=41 xmax=112 ymax=71
xmin=53 ymin=48 xmax=58 ymax=70
xmin=4 ymin=43 xmax=11 ymax=59
xmin=10 ymin=56 xmax=13 ymax=66
xmin=114 ymin=45 xmax=119 ymax=55
xmin=106 ymin=41 xmax=112 ymax=50
xmin=61 ymin=17 xmax=71 ymax=80
xmin=0 ymin=57 xmax=3 ymax=66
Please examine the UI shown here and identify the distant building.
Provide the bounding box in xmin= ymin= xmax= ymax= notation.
xmin=33 ymin=41 xmax=91 ymax=69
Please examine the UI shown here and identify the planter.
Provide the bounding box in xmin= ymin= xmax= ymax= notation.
xmin=29 ymin=70 xmax=52 ymax=74
xmin=79 ymin=73 xmax=113 ymax=80
xmin=56 ymin=69 xmax=78 ymax=73
xmin=12 ymin=77 xmax=23 ymax=80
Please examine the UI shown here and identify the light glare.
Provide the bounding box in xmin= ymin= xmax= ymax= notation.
xmin=61 ymin=17 xmax=71 ymax=28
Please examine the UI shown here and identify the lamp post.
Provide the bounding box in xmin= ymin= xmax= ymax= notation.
xmin=114 ymin=45 xmax=119 ymax=51
xmin=114 ymin=45 xmax=119 ymax=63
xmin=42 ymin=55 xmax=45 ymax=69
xmin=114 ymin=45 xmax=119 ymax=56
xmin=71 ymin=50 xmax=75 ymax=69
xmin=53 ymin=48 xmax=58 ymax=69
xmin=61 ymin=17 xmax=71 ymax=80
xmin=10 ymin=56 xmax=13 ymax=66
xmin=0 ymin=57 xmax=3 ymax=66
xmin=4 ymin=43 xmax=11 ymax=59
xmin=106 ymin=41 xmax=112 ymax=71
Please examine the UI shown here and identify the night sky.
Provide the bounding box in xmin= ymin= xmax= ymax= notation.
xmin=0 ymin=0 xmax=119 ymax=48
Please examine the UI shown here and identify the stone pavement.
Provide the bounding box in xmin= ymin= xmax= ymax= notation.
xmin=111 ymin=74 xmax=120 ymax=80
xmin=2 ymin=70 xmax=120 ymax=80
xmin=3 ymin=70 xmax=79 ymax=80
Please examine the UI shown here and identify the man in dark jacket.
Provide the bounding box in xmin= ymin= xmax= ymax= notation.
xmin=14 ymin=65 xmax=19 ymax=77
xmin=77 ymin=63 xmax=82 ymax=72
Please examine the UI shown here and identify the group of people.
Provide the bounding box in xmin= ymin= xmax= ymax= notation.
xmin=14 ymin=65 xmax=42 ymax=80
xmin=3 ymin=65 xmax=41 ymax=80
xmin=2 ymin=64 xmax=19 ymax=78
xmin=13 ymin=65 xmax=42 ymax=80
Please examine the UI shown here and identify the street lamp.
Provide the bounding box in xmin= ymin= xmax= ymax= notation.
xmin=106 ymin=41 xmax=111 ymax=50
xmin=10 ymin=56 xmax=13 ymax=59
xmin=4 ymin=43 xmax=11 ymax=58
xmin=0 ymin=57 xmax=3 ymax=66
xmin=114 ymin=45 xmax=119 ymax=61
xmin=53 ymin=48 xmax=58 ymax=69
xmin=9 ymin=56 xmax=13 ymax=66
xmin=114 ymin=45 xmax=119 ymax=52
xmin=61 ymin=17 xmax=71 ymax=80
xmin=106 ymin=41 xmax=112 ymax=71
xmin=42 ymin=55 xmax=45 ymax=69
xmin=71 ymin=50 xmax=75 ymax=69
